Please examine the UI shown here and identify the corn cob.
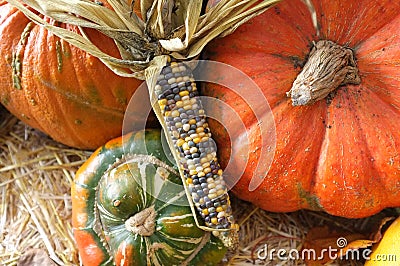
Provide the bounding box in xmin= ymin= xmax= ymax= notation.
xmin=153 ymin=59 xmax=239 ymax=249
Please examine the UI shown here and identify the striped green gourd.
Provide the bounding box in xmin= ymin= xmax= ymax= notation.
xmin=72 ymin=129 xmax=227 ymax=266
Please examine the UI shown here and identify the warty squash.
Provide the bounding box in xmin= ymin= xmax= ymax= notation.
xmin=72 ymin=129 xmax=227 ymax=265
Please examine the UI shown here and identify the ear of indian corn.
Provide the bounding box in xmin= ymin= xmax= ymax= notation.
xmin=153 ymin=59 xmax=239 ymax=249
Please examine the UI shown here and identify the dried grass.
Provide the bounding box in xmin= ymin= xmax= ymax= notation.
xmin=0 ymin=113 xmax=392 ymax=266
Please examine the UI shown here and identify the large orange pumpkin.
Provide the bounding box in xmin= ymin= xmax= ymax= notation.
xmin=0 ymin=1 xmax=147 ymax=149
xmin=203 ymin=0 xmax=400 ymax=218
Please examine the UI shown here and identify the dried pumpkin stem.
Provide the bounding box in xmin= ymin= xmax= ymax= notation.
xmin=125 ymin=205 xmax=156 ymax=236
xmin=287 ymin=40 xmax=361 ymax=106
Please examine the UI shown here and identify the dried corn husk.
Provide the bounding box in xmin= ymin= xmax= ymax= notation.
xmin=6 ymin=0 xmax=282 ymax=79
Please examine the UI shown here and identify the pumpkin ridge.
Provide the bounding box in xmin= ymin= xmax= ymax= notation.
xmin=354 ymin=11 xmax=400 ymax=49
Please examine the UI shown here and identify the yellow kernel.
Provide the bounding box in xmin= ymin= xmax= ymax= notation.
xmin=179 ymin=91 xmax=189 ymax=97
xmin=189 ymin=170 xmax=198 ymax=175
xmin=202 ymin=162 xmax=210 ymax=168
xmin=196 ymin=127 xmax=204 ymax=133
xmin=211 ymin=218 xmax=218 ymax=225
xmin=189 ymin=119 xmax=196 ymax=125
xmin=164 ymin=111 xmax=171 ymax=117
xmin=200 ymin=157 xmax=208 ymax=164
xmin=186 ymin=178 xmax=193 ymax=185
xmin=202 ymin=209 xmax=209 ymax=215
xmin=179 ymin=65 xmax=186 ymax=72
xmin=216 ymin=207 xmax=223 ymax=213
xmin=198 ymin=172 xmax=205 ymax=177
xmin=176 ymin=139 xmax=185 ymax=147
xmin=204 ymin=167 xmax=211 ymax=174
xmin=158 ymin=99 xmax=167 ymax=105
xmin=182 ymin=142 xmax=189 ymax=150
xmin=176 ymin=101 xmax=184 ymax=108
xmin=193 ymin=137 xmax=201 ymax=144
xmin=218 ymin=169 xmax=223 ymax=176
xmin=171 ymin=110 xmax=180 ymax=117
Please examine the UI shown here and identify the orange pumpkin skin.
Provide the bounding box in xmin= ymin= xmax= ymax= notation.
xmin=0 ymin=1 xmax=145 ymax=149
xmin=203 ymin=0 xmax=400 ymax=218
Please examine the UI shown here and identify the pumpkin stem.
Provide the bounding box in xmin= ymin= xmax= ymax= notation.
xmin=286 ymin=40 xmax=361 ymax=106
xmin=125 ymin=205 xmax=156 ymax=236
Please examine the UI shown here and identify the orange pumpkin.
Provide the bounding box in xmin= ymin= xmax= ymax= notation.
xmin=203 ymin=0 xmax=400 ymax=217
xmin=0 ymin=1 xmax=150 ymax=149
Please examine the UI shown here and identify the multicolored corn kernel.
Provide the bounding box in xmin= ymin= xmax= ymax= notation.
xmin=154 ymin=60 xmax=238 ymax=248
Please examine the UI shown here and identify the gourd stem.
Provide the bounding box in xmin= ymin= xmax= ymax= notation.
xmin=125 ymin=206 xmax=156 ymax=236
xmin=287 ymin=40 xmax=361 ymax=106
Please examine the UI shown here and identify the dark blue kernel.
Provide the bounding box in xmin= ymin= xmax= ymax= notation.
xmin=158 ymin=79 xmax=168 ymax=86
xmin=172 ymin=87 xmax=180 ymax=94
xmin=165 ymin=72 xmax=174 ymax=80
